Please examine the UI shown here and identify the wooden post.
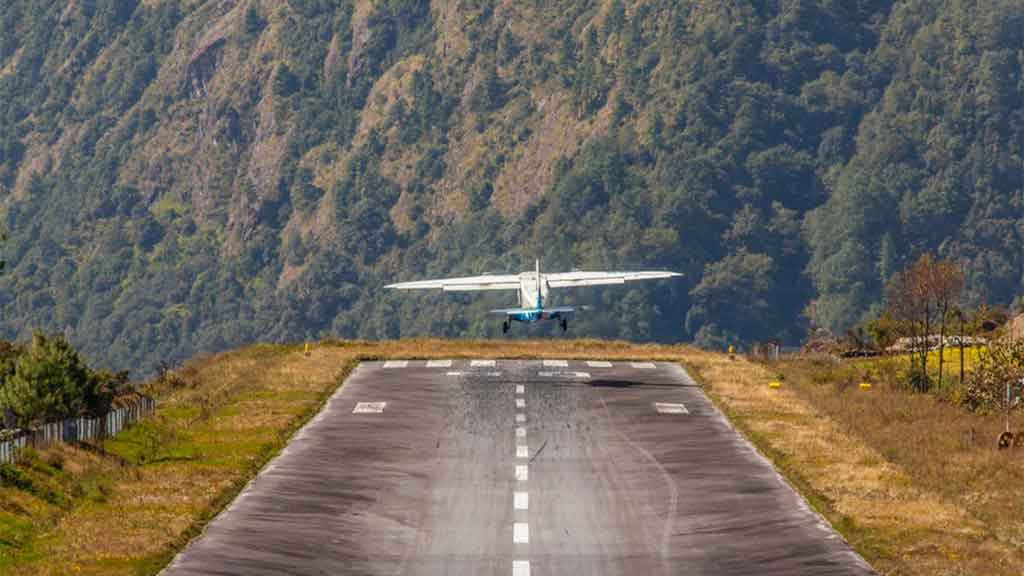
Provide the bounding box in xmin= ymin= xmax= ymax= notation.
xmin=959 ymin=311 xmax=965 ymax=389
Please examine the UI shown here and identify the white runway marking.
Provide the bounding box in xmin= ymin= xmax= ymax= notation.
xmin=383 ymin=360 xmax=408 ymax=368
xmin=352 ymin=402 xmax=386 ymax=414
xmin=515 ymin=384 xmax=525 ymax=394
xmin=426 ymin=359 xmax=452 ymax=368
xmin=514 ymin=492 xmax=529 ymax=510
xmin=471 ymin=359 xmax=496 ymax=367
xmin=516 ymin=398 xmax=526 ymax=408
xmin=631 ymin=362 xmax=656 ymax=369
xmin=513 ymin=522 xmax=530 ymax=544
xmin=516 ymin=413 xmax=526 ymax=423
xmin=515 ymin=464 xmax=528 ymax=481
xmin=516 ymin=427 xmax=526 ymax=438
xmin=538 ymin=371 xmax=591 ymax=379
xmin=543 ymin=359 xmax=568 ymax=367
xmin=587 ymin=360 xmax=613 ymax=368
xmin=487 ymin=371 xmax=503 ymax=377
xmin=517 ymin=445 xmax=529 ymax=458
xmin=446 ymin=371 xmax=465 ymax=376
xmin=655 ymin=402 xmax=689 ymax=414
xmin=513 ymin=560 xmax=531 ymax=576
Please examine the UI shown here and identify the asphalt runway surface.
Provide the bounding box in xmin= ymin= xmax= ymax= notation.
xmin=162 ymin=360 xmax=875 ymax=576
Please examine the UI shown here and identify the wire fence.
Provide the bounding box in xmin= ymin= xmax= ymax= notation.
xmin=0 ymin=396 xmax=156 ymax=464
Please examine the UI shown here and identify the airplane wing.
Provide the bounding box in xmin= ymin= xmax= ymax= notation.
xmin=385 ymin=274 xmax=520 ymax=292
xmin=545 ymin=270 xmax=682 ymax=288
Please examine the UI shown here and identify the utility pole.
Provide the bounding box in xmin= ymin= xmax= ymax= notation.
xmin=954 ymin=306 xmax=965 ymax=388
xmin=1019 ymin=48 xmax=1024 ymax=301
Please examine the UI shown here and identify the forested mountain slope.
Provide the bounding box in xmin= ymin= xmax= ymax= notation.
xmin=0 ymin=0 xmax=1022 ymax=372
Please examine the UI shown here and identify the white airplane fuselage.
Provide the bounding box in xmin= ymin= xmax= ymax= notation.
xmin=517 ymin=272 xmax=549 ymax=310
xmin=511 ymin=264 xmax=559 ymax=324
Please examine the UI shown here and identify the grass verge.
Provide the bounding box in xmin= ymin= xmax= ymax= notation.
xmin=0 ymin=339 xmax=1019 ymax=574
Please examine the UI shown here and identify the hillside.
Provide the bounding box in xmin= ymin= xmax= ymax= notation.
xmin=0 ymin=0 xmax=1023 ymax=372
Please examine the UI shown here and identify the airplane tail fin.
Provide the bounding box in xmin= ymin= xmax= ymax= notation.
xmin=536 ymin=257 xmax=542 ymax=308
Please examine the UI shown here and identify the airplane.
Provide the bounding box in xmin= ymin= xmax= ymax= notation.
xmin=385 ymin=260 xmax=681 ymax=333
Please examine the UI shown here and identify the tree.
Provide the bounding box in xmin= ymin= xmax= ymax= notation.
xmin=887 ymin=255 xmax=932 ymax=390
xmin=0 ymin=334 xmax=93 ymax=427
xmin=273 ymin=62 xmax=299 ymax=98
xmin=244 ymin=4 xmax=266 ymax=36
xmin=930 ymin=259 xmax=965 ymax=386
xmin=884 ymin=254 xmax=964 ymax=392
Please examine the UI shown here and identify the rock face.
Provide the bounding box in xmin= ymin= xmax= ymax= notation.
xmin=185 ymin=37 xmax=227 ymax=99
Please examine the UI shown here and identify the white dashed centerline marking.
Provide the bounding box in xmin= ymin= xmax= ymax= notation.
xmin=513 ymin=522 xmax=530 ymax=544
xmin=515 ymin=464 xmax=528 ymax=481
xmin=586 ymin=360 xmax=613 ymax=368
xmin=631 ymin=362 xmax=656 ymax=369
xmin=543 ymin=359 xmax=568 ymax=367
xmin=517 ymin=445 xmax=529 ymax=458
xmin=513 ymin=560 xmax=531 ymax=576
xmin=516 ymin=398 xmax=526 ymax=408
xmin=514 ymin=492 xmax=529 ymax=510
xmin=471 ymin=359 xmax=496 ymax=367
xmin=383 ymin=360 xmax=408 ymax=368
xmin=516 ymin=427 xmax=526 ymax=438
xmin=516 ymin=413 xmax=526 ymax=423
xmin=515 ymin=384 xmax=525 ymax=394
xmin=426 ymin=359 xmax=452 ymax=368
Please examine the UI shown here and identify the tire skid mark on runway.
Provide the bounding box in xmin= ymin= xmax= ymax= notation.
xmin=598 ymin=394 xmax=679 ymax=571
xmin=161 ymin=360 xmax=874 ymax=576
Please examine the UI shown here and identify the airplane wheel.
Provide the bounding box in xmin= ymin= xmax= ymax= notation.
xmin=560 ymin=319 xmax=568 ymax=332
xmin=502 ymin=321 xmax=510 ymax=334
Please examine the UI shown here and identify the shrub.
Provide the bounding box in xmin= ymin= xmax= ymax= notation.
xmin=962 ymin=337 xmax=1024 ymax=414
xmin=901 ymin=367 xmax=931 ymax=394
xmin=88 ymin=369 xmax=130 ymax=415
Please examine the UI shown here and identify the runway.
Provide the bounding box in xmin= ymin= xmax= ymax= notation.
xmin=162 ymin=360 xmax=875 ymax=575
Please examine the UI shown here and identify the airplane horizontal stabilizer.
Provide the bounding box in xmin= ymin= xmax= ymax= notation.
xmin=489 ymin=306 xmax=576 ymax=316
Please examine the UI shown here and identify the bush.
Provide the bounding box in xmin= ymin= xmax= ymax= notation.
xmin=0 ymin=334 xmax=121 ymax=428
xmin=901 ymin=367 xmax=931 ymax=394
xmin=962 ymin=337 xmax=1024 ymax=414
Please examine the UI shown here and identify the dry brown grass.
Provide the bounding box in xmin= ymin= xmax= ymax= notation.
xmin=763 ymin=356 xmax=1024 ymax=575
xmin=2 ymin=339 xmax=1019 ymax=575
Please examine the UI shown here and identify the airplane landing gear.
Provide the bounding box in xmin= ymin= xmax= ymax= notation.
xmin=502 ymin=320 xmax=510 ymax=334
xmin=560 ymin=318 xmax=568 ymax=332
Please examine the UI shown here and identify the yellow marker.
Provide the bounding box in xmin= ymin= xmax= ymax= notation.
xmin=728 ymin=345 xmax=735 ymax=355
xmin=859 ymin=382 xmax=872 ymax=391
xmin=304 ymin=342 xmax=311 ymax=357
xmin=768 ymin=381 xmax=781 ymax=389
